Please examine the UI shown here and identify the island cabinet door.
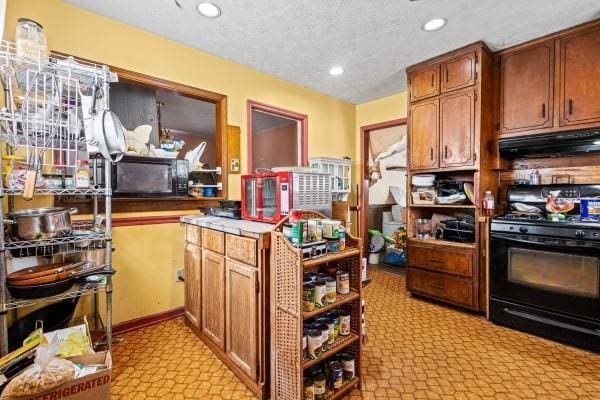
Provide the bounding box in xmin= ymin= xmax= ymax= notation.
xmin=202 ymin=250 xmax=226 ymax=350
xmin=226 ymin=259 xmax=259 ymax=380
xmin=184 ymin=243 xmax=201 ymax=328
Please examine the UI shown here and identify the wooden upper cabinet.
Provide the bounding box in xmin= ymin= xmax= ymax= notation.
xmin=499 ymin=42 xmax=554 ymax=134
xmin=409 ymin=99 xmax=439 ymax=170
xmin=184 ymin=243 xmax=201 ymax=328
xmin=441 ymin=52 xmax=477 ymax=93
xmin=440 ymin=89 xmax=476 ymax=167
xmin=560 ymin=25 xmax=600 ymax=126
xmin=409 ymin=65 xmax=440 ymax=101
xmin=201 ymin=250 xmax=226 ymax=350
xmin=226 ymin=260 xmax=259 ymax=380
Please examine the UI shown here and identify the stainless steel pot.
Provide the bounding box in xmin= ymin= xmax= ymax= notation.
xmin=6 ymin=207 xmax=78 ymax=240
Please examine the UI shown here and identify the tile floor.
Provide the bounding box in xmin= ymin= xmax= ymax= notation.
xmin=111 ymin=268 xmax=600 ymax=399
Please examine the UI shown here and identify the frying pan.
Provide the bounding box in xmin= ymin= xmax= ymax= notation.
xmin=7 ymin=264 xmax=115 ymax=299
xmin=8 ymin=297 xmax=80 ymax=352
xmin=7 ymin=261 xmax=87 ymax=286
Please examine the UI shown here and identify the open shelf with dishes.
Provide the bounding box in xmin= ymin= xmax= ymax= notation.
xmin=0 ymin=44 xmax=117 ymax=356
xmin=270 ymin=210 xmax=362 ymax=399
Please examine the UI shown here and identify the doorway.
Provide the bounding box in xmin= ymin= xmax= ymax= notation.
xmin=247 ymin=100 xmax=307 ymax=173
xmin=360 ymin=119 xmax=408 ymax=263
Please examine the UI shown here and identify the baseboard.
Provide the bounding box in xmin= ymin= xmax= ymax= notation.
xmin=113 ymin=307 xmax=185 ymax=336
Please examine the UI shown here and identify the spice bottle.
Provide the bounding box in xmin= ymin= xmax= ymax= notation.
xmin=76 ymin=160 xmax=91 ymax=188
xmin=482 ymin=190 xmax=495 ymax=217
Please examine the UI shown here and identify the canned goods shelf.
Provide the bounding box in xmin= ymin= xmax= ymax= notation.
xmin=303 ymin=247 xmax=361 ymax=268
xmin=327 ymin=376 xmax=360 ymax=400
xmin=302 ymin=332 xmax=359 ymax=370
xmin=303 ymin=290 xmax=360 ymax=320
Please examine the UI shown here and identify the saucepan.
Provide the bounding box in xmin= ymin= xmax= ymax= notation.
xmin=5 ymin=207 xmax=78 ymax=240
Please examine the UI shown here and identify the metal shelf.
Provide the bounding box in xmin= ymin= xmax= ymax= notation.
xmin=2 ymin=187 xmax=110 ymax=196
xmin=2 ymin=282 xmax=109 ymax=310
xmin=190 ymin=167 xmax=222 ymax=175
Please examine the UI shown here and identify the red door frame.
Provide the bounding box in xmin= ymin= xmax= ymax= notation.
xmin=247 ymin=100 xmax=308 ymax=173
xmin=359 ymin=118 xmax=407 ymax=249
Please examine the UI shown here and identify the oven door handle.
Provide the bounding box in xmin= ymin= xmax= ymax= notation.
xmin=491 ymin=233 xmax=599 ymax=250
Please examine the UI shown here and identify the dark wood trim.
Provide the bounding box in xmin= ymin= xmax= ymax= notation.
xmin=359 ymin=118 xmax=408 ymax=250
xmin=57 ymin=197 xmax=221 ymax=214
xmin=246 ymin=100 xmax=308 ymax=173
xmin=111 ymin=215 xmax=184 ymax=227
xmin=406 ymin=41 xmax=490 ymax=73
xmin=113 ymin=307 xmax=185 ymax=336
xmin=52 ymin=51 xmax=229 ymax=212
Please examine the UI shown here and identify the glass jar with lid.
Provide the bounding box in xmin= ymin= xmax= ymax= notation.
xmin=15 ymin=18 xmax=49 ymax=65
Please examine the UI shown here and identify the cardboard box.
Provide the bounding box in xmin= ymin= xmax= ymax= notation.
xmin=4 ymin=351 xmax=111 ymax=400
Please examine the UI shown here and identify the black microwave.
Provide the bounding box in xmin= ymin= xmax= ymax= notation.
xmin=107 ymin=156 xmax=189 ymax=197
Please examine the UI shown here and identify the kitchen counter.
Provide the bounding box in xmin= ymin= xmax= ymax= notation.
xmin=180 ymin=215 xmax=276 ymax=239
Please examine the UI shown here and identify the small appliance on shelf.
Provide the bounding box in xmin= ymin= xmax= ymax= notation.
xmin=241 ymin=171 xmax=332 ymax=223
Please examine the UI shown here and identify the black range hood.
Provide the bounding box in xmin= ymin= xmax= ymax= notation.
xmin=499 ymin=128 xmax=600 ymax=158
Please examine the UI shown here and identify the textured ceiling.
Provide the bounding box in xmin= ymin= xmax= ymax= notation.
xmin=156 ymin=89 xmax=216 ymax=135
xmin=252 ymin=110 xmax=297 ymax=134
xmin=64 ymin=0 xmax=600 ymax=104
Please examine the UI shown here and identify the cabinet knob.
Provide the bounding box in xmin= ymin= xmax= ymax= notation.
xmin=430 ymin=148 xmax=434 ymax=160
xmin=445 ymin=69 xmax=449 ymax=82
xmin=568 ymin=99 xmax=573 ymax=115
xmin=431 ymin=74 xmax=434 ymax=87
xmin=541 ymin=103 xmax=546 ymax=118
xmin=444 ymin=145 xmax=448 ymax=159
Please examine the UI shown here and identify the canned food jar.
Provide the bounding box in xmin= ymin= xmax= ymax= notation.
xmin=282 ymin=223 xmax=294 ymax=240
xmin=307 ymin=329 xmax=322 ymax=359
xmin=338 ymin=227 xmax=346 ymax=251
xmin=291 ymin=221 xmax=305 ymax=245
xmin=327 ymin=362 xmax=344 ymax=390
xmin=314 ymin=323 xmax=329 ymax=352
xmin=336 ymin=271 xmax=350 ymax=295
xmin=340 ymin=311 xmax=351 ymax=336
xmin=315 ymin=317 xmax=334 ymax=345
xmin=304 ymin=377 xmax=315 ymax=400
xmin=322 ymin=219 xmax=342 ymax=239
xmin=327 ymin=240 xmax=339 ymax=253
xmin=307 ymin=219 xmax=323 ymax=241
xmin=325 ymin=276 xmax=337 ymax=303
xmin=303 ymin=283 xmax=316 ymax=312
xmin=313 ymin=372 xmax=326 ymax=400
xmin=314 ymin=279 xmax=327 ymax=307
xmin=339 ymin=352 xmax=355 ymax=381
xmin=324 ymin=311 xmax=340 ymax=339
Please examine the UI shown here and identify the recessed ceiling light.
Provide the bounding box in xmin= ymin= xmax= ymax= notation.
xmin=422 ymin=17 xmax=447 ymax=32
xmin=197 ymin=2 xmax=221 ymax=18
xmin=594 ymin=140 xmax=600 ymax=145
xmin=329 ymin=66 xmax=344 ymax=76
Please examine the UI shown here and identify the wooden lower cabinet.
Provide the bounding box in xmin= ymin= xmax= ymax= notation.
xmin=184 ymin=224 xmax=270 ymax=399
xmin=202 ymin=250 xmax=226 ymax=349
xmin=407 ymin=240 xmax=478 ymax=310
xmin=184 ymin=243 xmax=201 ymax=327
xmin=407 ymin=268 xmax=474 ymax=309
xmin=226 ymin=259 xmax=259 ymax=380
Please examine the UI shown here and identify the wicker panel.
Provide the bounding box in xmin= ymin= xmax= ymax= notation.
xmin=274 ymin=308 xmax=301 ymax=399
xmin=271 ymin=211 xmax=363 ymax=399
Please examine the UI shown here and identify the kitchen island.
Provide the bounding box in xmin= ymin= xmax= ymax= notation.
xmin=180 ymin=215 xmax=274 ymax=399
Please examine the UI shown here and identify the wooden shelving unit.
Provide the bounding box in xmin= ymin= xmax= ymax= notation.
xmin=409 ymin=204 xmax=477 ymax=209
xmin=271 ymin=210 xmax=362 ymax=400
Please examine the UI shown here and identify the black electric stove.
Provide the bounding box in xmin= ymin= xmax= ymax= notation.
xmin=489 ymin=184 xmax=600 ymax=352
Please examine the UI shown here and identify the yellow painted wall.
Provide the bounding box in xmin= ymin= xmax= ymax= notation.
xmin=4 ymin=0 xmax=357 ymax=325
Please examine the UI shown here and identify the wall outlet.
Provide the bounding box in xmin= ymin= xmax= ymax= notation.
xmin=230 ymin=158 xmax=240 ymax=172
xmin=175 ymin=268 xmax=184 ymax=282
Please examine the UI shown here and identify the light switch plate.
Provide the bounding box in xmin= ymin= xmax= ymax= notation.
xmin=230 ymin=158 xmax=240 ymax=172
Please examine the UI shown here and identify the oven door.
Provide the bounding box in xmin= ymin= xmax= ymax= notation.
xmin=490 ymin=233 xmax=600 ymax=321
xmin=241 ymin=176 xmax=260 ymax=220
